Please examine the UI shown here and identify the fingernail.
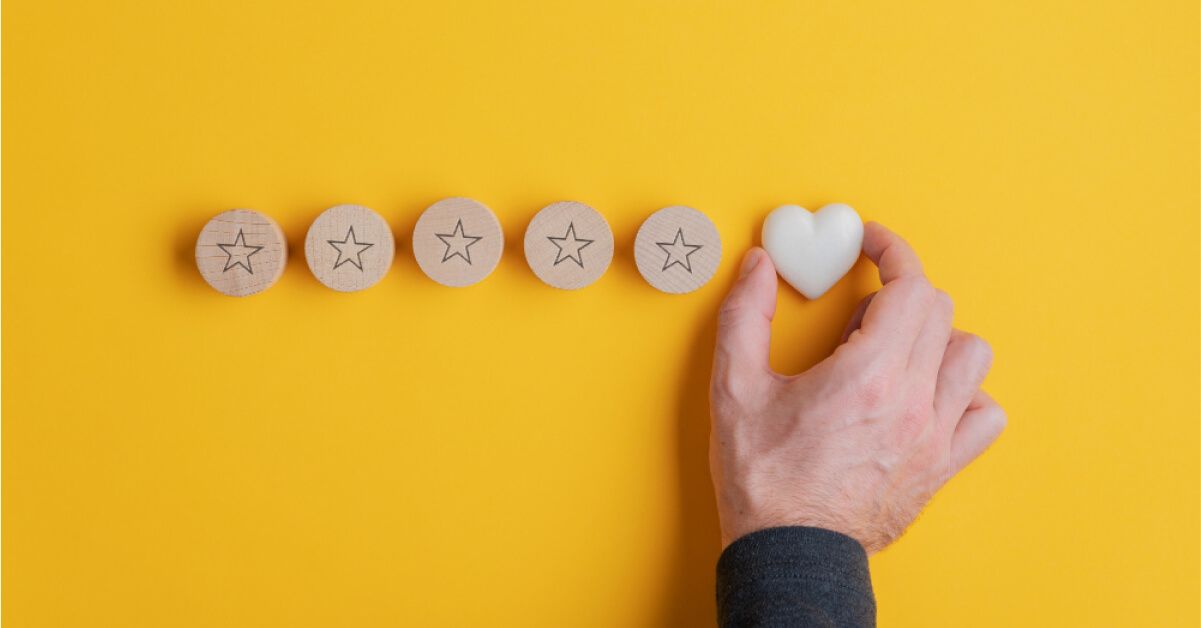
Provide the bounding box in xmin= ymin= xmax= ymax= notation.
xmin=739 ymin=249 xmax=762 ymax=278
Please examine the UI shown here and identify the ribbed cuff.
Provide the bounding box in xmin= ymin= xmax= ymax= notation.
xmin=717 ymin=526 xmax=875 ymax=627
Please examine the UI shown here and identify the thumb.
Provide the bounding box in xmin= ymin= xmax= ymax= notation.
xmin=713 ymin=248 xmax=778 ymax=388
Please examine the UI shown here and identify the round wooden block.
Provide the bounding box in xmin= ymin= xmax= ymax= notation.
xmin=304 ymin=204 xmax=395 ymax=292
xmin=523 ymin=201 xmax=614 ymax=290
xmin=195 ymin=209 xmax=287 ymax=297
xmin=634 ymin=205 xmax=722 ymax=294
xmin=411 ymin=197 xmax=504 ymax=287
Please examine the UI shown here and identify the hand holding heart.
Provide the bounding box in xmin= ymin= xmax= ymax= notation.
xmin=709 ymin=221 xmax=1005 ymax=552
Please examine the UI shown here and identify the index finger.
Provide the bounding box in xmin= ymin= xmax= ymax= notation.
xmin=850 ymin=222 xmax=933 ymax=352
xmin=862 ymin=221 xmax=924 ymax=284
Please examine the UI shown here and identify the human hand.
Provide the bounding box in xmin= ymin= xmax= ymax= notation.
xmin=709 ymin=222 xmax=1005 ymax=552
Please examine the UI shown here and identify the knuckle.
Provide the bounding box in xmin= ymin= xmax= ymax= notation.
xmin=711 ymin=363 xmax=772 ymax=411
xmin=711 ymin=364 xmax=747 ymax=403
xmin=910 ymin=275 xmax=935 ymax=295
xmin=934 ymin=289 xmax=953 ymax=318
xmin=854 ymin=363 xmax=895 ymax=410
xmin=900 ymin=401 xmax=932 ymax=435
xmin=988 ymin=405 xmax=1008 ymax=432
xmin=966 ymin=334 xmax=994 ymax=368
xmin=717 ymin=298 xmax=744 ymax=330
xmin=889 ymin=387 xmax=937 ymax=442
xmin=709 ymin=389 xmax=745 ymax=426
xmin=893 ymin=276 xmax=936 ymax=306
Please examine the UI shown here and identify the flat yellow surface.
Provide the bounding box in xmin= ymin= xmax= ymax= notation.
xmin=4 ymin=1 xmax=1198 ymax=626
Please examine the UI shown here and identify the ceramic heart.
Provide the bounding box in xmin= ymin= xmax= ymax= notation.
xmin=762 ymin=203 xmax=864 ymax=299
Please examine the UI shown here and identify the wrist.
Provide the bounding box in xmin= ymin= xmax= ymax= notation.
xmin=720 ymin=502 xmax=869 ymax=552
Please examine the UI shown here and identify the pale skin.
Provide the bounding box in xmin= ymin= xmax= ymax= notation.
xmin=710 ymin=222 xmax=1006 ymax=552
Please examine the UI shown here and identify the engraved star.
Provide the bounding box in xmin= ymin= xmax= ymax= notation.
xmin=217 ymin=229 xmax=264 ymax=274
xmin=328 ymin=226 xmax=375 ymax=271
xmin=547 ymin=222 xmax=594 ymax=268
xmin=435 ymin=219 xmax=483 ymax=264
xmin=656 ymin=228 xmax=704 ymax=273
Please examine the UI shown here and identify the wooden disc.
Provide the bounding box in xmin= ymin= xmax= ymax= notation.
xmin=634 ymin=205 xmax=722 ymax=294
xmin=523 ymin=201 xmax=613 ymax=290
xmin=304 ymin=204 xmax=395 ymax=292
xmin=195 ymin=209 xmax=287 ymax=297
xmin=411 ymin=197 xmax=504 ymax=287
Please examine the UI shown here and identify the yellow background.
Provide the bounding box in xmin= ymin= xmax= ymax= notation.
xmin=4 ymin=1 xmax=1198 ymax=626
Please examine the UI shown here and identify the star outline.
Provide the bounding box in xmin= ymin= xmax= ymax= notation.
xmin=217 ymin=229 xmax=264 ymax=274
xmin=547 ymin=222 xmax=595 ymax=268
xmin=656 ymin=227 xmax=704 ymax=273
xmin=435 ymin=219 xmax=483 ymax=265
xmin=328 ymin=226 xmax=375 ymax=271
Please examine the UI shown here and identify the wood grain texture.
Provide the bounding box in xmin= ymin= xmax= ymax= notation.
xmin=634 ymin=205 xmax=722 ymax=294
xmin=523 ymin=201 xmax=613 ymax=290
xmin=303 ymin=204 xmax=395 ymax=292
xmin=411 ymin=197 xmax=504 ymax=287
xmin=194 ymin=209 xmax=287 ymax=297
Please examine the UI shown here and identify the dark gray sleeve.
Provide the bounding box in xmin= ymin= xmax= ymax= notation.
xmin=716 ymin=526 xmax=876 ymax=628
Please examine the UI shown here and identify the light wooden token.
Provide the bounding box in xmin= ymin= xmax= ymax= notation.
xmin=411 ymin=197 xmax=504 ymax=287
xmin=304 ymin=204 xmax=395 ymax=292
xmin=523 ymin=201 xmax=613 ymax=290
xmin=195 ymin=209 xmax=287 ymax=297
xmin=634 ymin=205 xmax=722 ymax=294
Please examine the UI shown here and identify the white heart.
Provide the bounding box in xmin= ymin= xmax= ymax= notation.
xmin=762 ymin=203 xmax=864 ymax=299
